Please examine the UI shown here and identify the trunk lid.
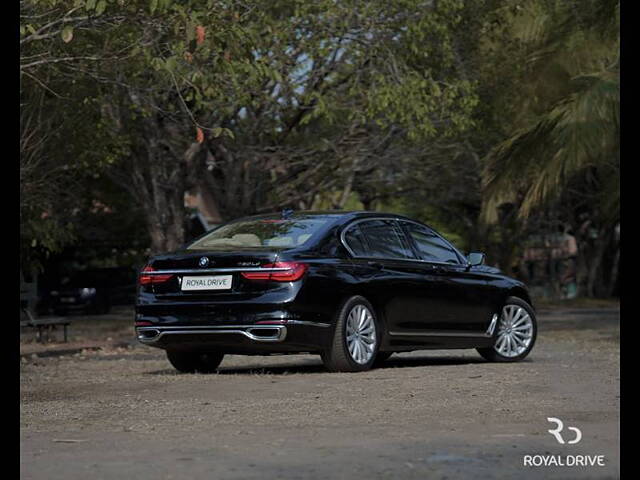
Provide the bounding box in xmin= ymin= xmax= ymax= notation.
xmin=144 ymin=248 xmax=290 ymax=299
xmin=151 ymin=248 xmax=282 ymax=271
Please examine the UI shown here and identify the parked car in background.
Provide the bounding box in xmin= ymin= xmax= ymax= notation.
xmin=50 ymin=267 xmax=137 ymax=315
xmin=135 ymin=211 xmax=537 ymax=373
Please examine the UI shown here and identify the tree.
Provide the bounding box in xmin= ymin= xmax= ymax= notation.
xmin=90 ymin=0 xmax=480 ymax=252
xmin=20 ymin=0 xmax=135 ymax=269
xmin=479 ymin=0 xmax=619 ymax=295
xmin=481 ymin=0 xmax=619 ymax=220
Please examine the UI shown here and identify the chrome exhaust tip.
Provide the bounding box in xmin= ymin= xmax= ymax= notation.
xmin=137 ymin=328 xmax=161 ymax=342
xmin=245 ymin=326 xmax=287 ymax=342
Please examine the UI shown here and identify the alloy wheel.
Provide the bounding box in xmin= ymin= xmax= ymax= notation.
xmin=346 ymin=304 xmax=377 ymax=364
xmin=494 ymin=304 xmax=534 ymax=358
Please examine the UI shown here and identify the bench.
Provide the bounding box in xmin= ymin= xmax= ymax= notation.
xmin=20 ymin=308 xmax=71 ymax=343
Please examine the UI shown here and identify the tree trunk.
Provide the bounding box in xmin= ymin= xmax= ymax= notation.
xmin=147 ymin=207 xmax=184 ymax=253
xmin=137 ymin=159 xmax=186 ymax=254
xmin=577 ymin=226 xmax=610 ymax=298
xmin=112 ymin=136 xmax=202 ymax=255
xmin=102 ymin=89 xmax=210 ymax=255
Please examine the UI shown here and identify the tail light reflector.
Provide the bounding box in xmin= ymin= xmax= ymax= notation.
xmin=241 ymin=262 xmax=308 ymax=282
xmin=139 ymin=265 xmax=174 ymax=285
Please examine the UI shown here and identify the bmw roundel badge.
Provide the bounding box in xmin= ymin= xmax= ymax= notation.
xmin=199 ymin=257 xmax=210 ymax=268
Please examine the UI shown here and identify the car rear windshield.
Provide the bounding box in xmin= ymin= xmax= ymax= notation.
xmin=187 ymin=218 xmax=329 ymax=250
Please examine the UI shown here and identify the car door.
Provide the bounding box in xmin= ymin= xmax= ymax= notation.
xmin=399 ymin=220 xmax=499 ymax=333
xmin=342 ymin=218 xmax=449 ymax=335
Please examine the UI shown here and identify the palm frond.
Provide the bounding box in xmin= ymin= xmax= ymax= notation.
xmin=482 ymin=67 xmax=619 ymax=223
xmin=515 ymin=1 xmax=619 ymax=74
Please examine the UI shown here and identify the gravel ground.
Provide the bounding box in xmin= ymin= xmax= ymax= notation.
xmin=20 ymin=308 xmax=620 ymax=479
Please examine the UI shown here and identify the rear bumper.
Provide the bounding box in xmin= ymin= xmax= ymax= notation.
xmin=134 ymin=281 xmax=339 ymax=353
xmin=134 ymin=318 xmax=333 ymax=353
xmin=137 ymin=324 xmax=289 ymax=343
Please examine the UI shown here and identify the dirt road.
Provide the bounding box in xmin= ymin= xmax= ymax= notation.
xmin=20 ymin=308 xmax=620 ymax=479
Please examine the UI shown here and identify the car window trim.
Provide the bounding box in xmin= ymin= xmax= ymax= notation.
xmin=398 ymin=219 xmax=465 ymax=265
xmin=341 ymin=221 xmax=373 ymax=258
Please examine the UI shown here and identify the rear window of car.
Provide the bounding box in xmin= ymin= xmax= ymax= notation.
xmin=187 ymin=218 xmax=328 ymax=250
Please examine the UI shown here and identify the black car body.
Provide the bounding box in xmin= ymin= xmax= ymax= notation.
xmin=135 ymin=211 xmax=537 ymax=372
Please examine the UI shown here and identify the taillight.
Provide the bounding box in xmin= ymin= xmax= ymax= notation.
xmin=139 ymin=265 xmax=174 ymax=285
xmin=241 ymin=262 xmax=308 ymax=282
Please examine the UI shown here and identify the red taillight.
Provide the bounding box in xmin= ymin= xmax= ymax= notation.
xmin=139 ymin=265 xmax=174 ymax=285
xmin=241 ymin=262 xmax=308 ymax=282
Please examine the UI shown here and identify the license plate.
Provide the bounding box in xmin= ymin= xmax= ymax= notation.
xmin=181 ymin=275 xmax=233 ymax=291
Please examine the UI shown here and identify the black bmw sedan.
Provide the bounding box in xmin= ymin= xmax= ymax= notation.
xmin=135 ymin=211 xmax=537 ymax=373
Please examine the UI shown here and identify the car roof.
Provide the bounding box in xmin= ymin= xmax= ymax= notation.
xmin=236 ymin=210 xmax=413 ymax=222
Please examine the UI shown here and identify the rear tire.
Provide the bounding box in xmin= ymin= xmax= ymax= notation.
xmin=476 ymin=296 xmax=537 ymax=362
xmin=321 ymin=296 xmax=380 ymax=372
xmin=166 ymin=351 xmax=225 ymax=373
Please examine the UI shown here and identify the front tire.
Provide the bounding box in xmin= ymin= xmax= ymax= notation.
xmin=166 ymin=351 xmax=225 ymax=373
xmin=321 ymin=296 xmax=380 ymax=372
xmin=477 ymin=296 xmax=537 ymax=362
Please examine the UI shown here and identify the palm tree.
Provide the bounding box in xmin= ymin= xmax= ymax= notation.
xmin=478 ymin=0 xmax=619 ymax=297
xmin=481 ymin=0 xmax=619 ymax=223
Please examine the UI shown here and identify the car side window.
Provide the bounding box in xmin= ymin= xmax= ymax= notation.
xmin=357 ymin=220 xmax=414 ymax=260
xmin=402 ymin=222 xmax=460 ymax=264
xmin=343 ymin=224 xmax=369 ymax=256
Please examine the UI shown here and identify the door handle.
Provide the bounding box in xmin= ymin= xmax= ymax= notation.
xmin=367 ymin=261 xmax=384 ymax=270
xmin=431 ymin=265 xmax=446 ymax=273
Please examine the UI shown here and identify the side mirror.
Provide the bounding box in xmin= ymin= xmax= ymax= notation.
xmin=467 ymin=252 xmax=486 ymax=267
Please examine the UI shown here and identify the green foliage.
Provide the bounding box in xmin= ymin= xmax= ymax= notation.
xmin=20 ymin=217 xmax=76 ymax=274
xmin=480 ymin=0 xmax=619 ymax=223
xmin=19 ymin=0 xmax=619 ymax=297
xmin=131 ymin=0 xmax=481 ymax=141
xmin=483 ymin=69 xmax=619 ymax=220
xmin=380 ymin=197 xmax=468 ymax=251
